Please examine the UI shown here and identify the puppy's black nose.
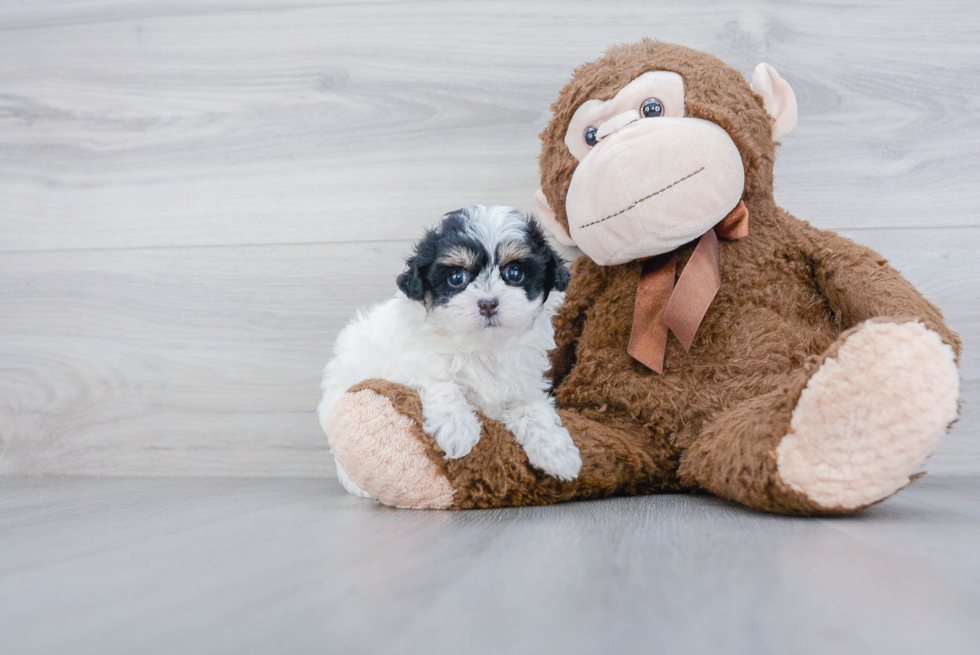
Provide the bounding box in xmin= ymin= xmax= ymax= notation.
xmin=478 ymin=298 xmax=499 ymax=317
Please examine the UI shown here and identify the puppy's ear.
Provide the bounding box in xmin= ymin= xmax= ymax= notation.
xmin=550 ymin=251 xmax=571 ymax=293
xmin=526 ymin=214 xmax=571 ymax=299
xmin=397 ymin=229 xmax=438 ymax=301
xmin=396 ymin=260 xmax=426 ymax=301
xmin=544 ymin=246 xmax=571 ymax=299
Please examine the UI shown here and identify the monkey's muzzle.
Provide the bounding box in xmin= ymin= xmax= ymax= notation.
xmin=565 ymin=117 xmax=745 ymax=266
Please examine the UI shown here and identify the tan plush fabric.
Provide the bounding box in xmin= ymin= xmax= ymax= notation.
xmin=777 ymin=320 xmax=959 ymax=510
xmin=329 ymin=384 xmax=454 ymax=509
xmin=750 ymin=63 xmax=798 ymax=141
xmin=327 ymin=40 xmax=962 ymax=514
xmin=564 ymin=117 xmax=745 ymax=264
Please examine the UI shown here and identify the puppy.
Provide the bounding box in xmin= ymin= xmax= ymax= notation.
xmin=318 ymin=205 xmax=582 ymax=498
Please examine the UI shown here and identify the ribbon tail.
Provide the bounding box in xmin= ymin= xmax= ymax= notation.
xmin=628 ymin=201 xmax=746 ymax=372
xmin=627 ymin=253 xmax=677 ymax=374
xmin=664 ymin=230 xmax=722 ymax=351
xmin=715 ymin=199 xmax=750 ymax=239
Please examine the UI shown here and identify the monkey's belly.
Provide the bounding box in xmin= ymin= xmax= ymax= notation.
xmin=556 ymin=299 xmax=836 ymax=431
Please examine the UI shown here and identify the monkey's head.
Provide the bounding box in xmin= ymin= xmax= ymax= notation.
xmin=536 ymin=40 xmax=797 ymax=265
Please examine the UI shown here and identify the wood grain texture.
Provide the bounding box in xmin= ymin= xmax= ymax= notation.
xmin=1 ymin=228 xmax=977 ymax=476
xmin=0 ymin=0 xmax=978 ymax=476
xmin=1 ymin=0 xmax=979 ymax=251
xmin=0 ymin=240 xmax=412 ymax=476
xmin=1 ymin=475 xmax=979 ymax=654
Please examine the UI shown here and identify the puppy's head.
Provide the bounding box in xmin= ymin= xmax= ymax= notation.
xmin=397 ymin=205 xmax=571 ymax=339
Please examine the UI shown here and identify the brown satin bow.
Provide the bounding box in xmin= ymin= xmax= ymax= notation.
xmin=627 ymin=200 xmax=750 ymax=374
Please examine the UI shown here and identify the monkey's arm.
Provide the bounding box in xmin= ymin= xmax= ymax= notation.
xmin=547 ymin=257 xmax=604 ymax=388
xmin=803 ymin=222 xmax=961 ymax=358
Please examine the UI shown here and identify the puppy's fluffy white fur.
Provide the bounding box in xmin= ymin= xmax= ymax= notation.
xmin=318 ymin=205 xmax=581 ymax=498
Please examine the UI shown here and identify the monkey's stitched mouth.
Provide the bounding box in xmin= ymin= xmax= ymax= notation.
xmin=580 ymin=166 xmax=706 ymax=229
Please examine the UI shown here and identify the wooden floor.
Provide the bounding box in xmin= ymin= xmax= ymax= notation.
xmin=1 ymin=475 xmax=979 ymax=654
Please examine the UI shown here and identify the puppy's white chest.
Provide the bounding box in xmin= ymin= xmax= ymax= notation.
xmin=451 ymin=351 xmax=526 ymax=419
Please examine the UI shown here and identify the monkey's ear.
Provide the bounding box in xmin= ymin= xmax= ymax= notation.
xmin=534 ymin=189 xmax=577 ymax=247
xmin=751 ymin=63 xmax=798 ymax=141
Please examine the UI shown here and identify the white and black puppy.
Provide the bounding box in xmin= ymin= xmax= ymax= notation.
xmin=319 ymin=205 xmax=582 ymax=498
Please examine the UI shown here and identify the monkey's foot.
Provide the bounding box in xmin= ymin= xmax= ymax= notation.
xmin=777 ymin=320 xmax=959 ymax=511
xmin=328 ymin=379 xmax=455 ymax=509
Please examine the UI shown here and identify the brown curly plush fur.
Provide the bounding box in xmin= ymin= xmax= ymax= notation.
xmin=537 ymin=41 xmax=960 ymax=514
xmin=334 ymin=40 xmax=961 ymax=514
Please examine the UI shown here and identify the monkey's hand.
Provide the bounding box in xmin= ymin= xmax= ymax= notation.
xmin=804 ymin=218 xmax=961 ymax=356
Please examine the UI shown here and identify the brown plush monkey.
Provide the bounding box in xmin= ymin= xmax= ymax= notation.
xmin=327 ymin=40 xmax=961 ymax=514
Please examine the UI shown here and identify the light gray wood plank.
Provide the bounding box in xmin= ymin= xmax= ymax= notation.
xmin=0 ymin=239 xmax=412 ymax=476
xmin=0 ymin=228 xmax=977 ymax=476
xmin=1 ymin=0 xmax=979 ymax=253
xmin=1 ymin=0 xmax=978 ymax=477
xmin=1 ymin=475 xmax=978 ymax=654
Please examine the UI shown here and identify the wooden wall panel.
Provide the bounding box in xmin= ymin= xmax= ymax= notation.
xmin=0 ymin=228 xmax=976 ymax=476
xmin=0 ymin=241 xmax=411 ymax=475
xmin=0 ymin=0 xmax=977 ymax=476
xmin=1 ymin=1 xmax=979 ymax=252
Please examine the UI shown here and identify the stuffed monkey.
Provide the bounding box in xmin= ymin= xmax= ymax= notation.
xmin=326 ymin=40 xmax=960 ymax=514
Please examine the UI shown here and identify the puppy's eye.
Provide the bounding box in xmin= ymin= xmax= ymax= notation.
xmin=583 ymin=126 xmax=598 ymax=147
xmin=502 ymin=264 xmax=524 ymax=284
xmin=447 ymin=270 xmax=469 ymax=289
xmin=640 ymin=97 xmax=664 ymax=118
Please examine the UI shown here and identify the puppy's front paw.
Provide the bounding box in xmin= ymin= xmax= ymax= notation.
xmin=523 ymin=425 xmax=582 ymax=481
xmin=422 ymin=404 xmax=482 ymax=459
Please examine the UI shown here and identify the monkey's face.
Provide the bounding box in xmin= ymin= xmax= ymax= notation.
xmin=536 ymin=42 xmax=797 ymax=266
xmin=562 ymin=71 xmax=744 ymax=265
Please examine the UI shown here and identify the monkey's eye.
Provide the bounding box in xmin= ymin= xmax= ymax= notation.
xmin=447 ymin=270 xmax=469 ymax=289
xmin=502 ymin=264 xmax=524 ymax=285
xmin=583 ymin=126 xmax=599 ymax=147
xmin=641 ymin=97 xmax=664 ymax=118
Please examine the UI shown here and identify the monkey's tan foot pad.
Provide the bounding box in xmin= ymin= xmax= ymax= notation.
xmin=328 ymin=381 xmax=455 ymax=509
xmin=777 ymin=320 xmax=959 ymax=511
